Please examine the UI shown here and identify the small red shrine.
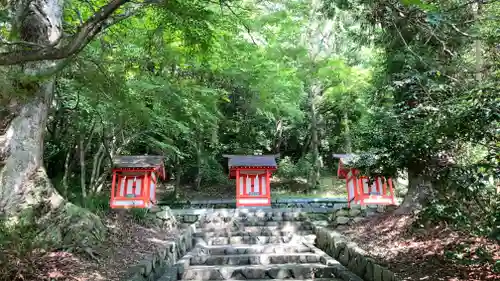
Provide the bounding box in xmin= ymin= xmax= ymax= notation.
xmin=333 ymin=154 xmax=396 ymax=207
xmin=223 ymin=154 xmax=279 ymax=207
xmin=110 ymin=155 xmax=165 ymax=209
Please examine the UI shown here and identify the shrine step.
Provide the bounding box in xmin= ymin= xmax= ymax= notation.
xmin=191 ymin=243 xmax=314 ymax=255
xmin=198 ymin=235 xmax=308 ymax=245
xmin=196 ymin=212 xmax=307 ymax=221
xmin=234 ymin=221 xmax=314 ymax=228
xmin=167 ymin=279 xmax=342 ymax=281
xmin=179 ymin=264 xmax=342 ymax=280
xmin=198 ymin=221 xmax=314 ymax=231
xmin=188 ymin=253 xmax=327 ymax=266
xmin=193 ymin=230 xmax=314 ymax=238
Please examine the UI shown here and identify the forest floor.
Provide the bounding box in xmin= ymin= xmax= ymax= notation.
xmin=173 ymin=176 xmax=349 ymax=201
xmin=336 ymin=213 xmax=500 ymax=281
xmin=4 ymin=212 xmax=181 ymax=281
xmin=172 ymin=176 xmax=408 ymax=201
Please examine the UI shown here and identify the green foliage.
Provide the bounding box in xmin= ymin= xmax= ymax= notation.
xmin=82 ymin=194 xmax=111 ymax=214
xmin=276 ymin=156 xmax=315 ymax=179
xmin=418 ymin=163 xmax=499 ymax=235
xmin=130 ymin=209 xmax=151 ymax=222
xmin=37 ymin=0 xmax=375 ymax=204
xmin=0 ymin=214 xmax=40 ymax=281
xmin=322 ymin=0 xmax=500 ymax=236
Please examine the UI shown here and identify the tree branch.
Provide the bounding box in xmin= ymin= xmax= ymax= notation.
xmin=0 ymin=0 xmax=145 ymax=65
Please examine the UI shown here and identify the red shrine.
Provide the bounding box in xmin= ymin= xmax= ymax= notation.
xmin=333 ymin=154 xmax=396 ymax=207
xmin=223 ymin=154 xmax=279 ymax=207
xmin=110 ymin=155 xmax=165 ymax=209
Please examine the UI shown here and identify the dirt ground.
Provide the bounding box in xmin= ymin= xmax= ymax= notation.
xmin=8 ymin=212 xmax=181 ymax=281
xmin=170 ymin=176 xmax=348 ymax=201
xmin=337 ymin=213 xmax=500 ymax=281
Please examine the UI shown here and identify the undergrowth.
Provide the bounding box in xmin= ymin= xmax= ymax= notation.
xmin=414 ymin=164 xmax=500 ymax=272
xmin=0 ymin=213 xmax=42 ymax=281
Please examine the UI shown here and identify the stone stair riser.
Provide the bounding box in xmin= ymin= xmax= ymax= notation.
xmin=189 ymin=253 xmax=325 ymax=265
xmin=180 ymin=264 xmax=341 ymax=280
xmin=191 ymin=244 xmax=314 ymax=255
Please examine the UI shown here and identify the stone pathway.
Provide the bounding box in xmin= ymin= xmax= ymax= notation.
xmin=157 ymin=209 xmax=364 ymax=281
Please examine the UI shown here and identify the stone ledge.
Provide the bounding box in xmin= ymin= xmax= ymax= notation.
xmin=313 ymin=225 xmax=399 ymax=281
xmin=329 ymin=205 xmax=387 ymax=226
xmin=126 ymin=224 xmax=197 ymax=281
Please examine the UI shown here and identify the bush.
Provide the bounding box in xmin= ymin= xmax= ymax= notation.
xmin=82 ymin=193 xmax=111 ymax=214
xmin=276 ymin=155 xmax=314 ymax=180
xmin=0 ymin=213 xmax=41 ymax=281
xmin=417 ymin=165 xmax=499 ymax=237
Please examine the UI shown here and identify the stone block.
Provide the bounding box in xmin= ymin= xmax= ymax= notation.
xmin=376 ymin=205 xmax=385 ymax=213
xmin=157 ymin=267 xmax=177 ymax=281
xmin=373 ymin=264 xmax=384 ymax=281
xmin=335 ymin=269 xmax=365 ymax=281
xmin=333 ymin=243 xmax=345 ymax=259
xmin=349 ymin=208 xmax=362 ymax=217
xmin=138 ymin=259 xmax=153 ymax=277
xmin=382 ymin=268 xmax=396 ymax=281
xmin=353 ymin=217 xmax=365 ymax=223
xmin=336 ymin=216 xmax=351 ymax=225
xmin=353 ymin=254 xmax=368 ymax=277
xmin=336 ymin=209 xmax=350 ymax=217
xmin=364 ymin=258 xmax=375 ymax=281
xmin=268 ymin=268 xmax=292 ymax=279
xmin=126 ymin=272 xmax=145 ymax=281
xmin=338 ymin=246 xmax=350 ymax=265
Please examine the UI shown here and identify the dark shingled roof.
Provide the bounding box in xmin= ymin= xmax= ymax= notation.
xmin=113 ymin=155 xmax=164 ymax=168
xmin=332 ymin=153 xmax=354 ymax=159
xmin=332 ymin=153 xmax=355 ymax=165
xmin=223 ymin=154 xmax=279 ymax=168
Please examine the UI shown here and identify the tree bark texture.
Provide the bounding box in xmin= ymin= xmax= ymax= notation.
xmin=0 ymin=0 xmax=64 ymax=213
xmin=394 ymin=168 xmax=433 ymax=215
xmin=0 ymin=0 xmax=105 ymax=250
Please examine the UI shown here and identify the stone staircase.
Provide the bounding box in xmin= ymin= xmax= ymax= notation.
xmin=157 ymin=209 xmax=364 ymax=281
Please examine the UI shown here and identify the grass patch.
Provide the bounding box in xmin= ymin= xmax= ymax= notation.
xmin=271 ymin=176 xmax=347 ymax=199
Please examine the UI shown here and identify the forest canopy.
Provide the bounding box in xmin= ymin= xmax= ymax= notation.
xmin=0 ymin=0 xmax=498 ymax=265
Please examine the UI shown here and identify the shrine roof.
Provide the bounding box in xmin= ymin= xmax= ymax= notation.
xmin=112 ymin=155 xmax=164 ymax=168
xmin=223 ymin=154 xmax=279 ymax=168
xmin=332 ymin=153 xmax=356 ymax=165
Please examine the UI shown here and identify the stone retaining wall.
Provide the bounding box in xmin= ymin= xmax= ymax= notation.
xmin=328 ymin=205 xmax=387 ymax=226
xmin=313 ymin=225 xmax=399 ymax=281
xmin=126 ymin=223 xmax=196 ymax=281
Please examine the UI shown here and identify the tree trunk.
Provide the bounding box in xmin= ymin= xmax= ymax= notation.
xmin=0 ymin=0 xmax=104 ymax=252
xmin=394 ymin=168 xmax=433 ymax=215
xmin=273 ymin=119 xmax=284 ymax=153
xmin=79 ymin=137 xmax=87 ymax=199
xmin=194 ymin=139 xmax=203 ymax=191
xmin=343 ymin=111 xmax=352 ymax=153
xmin=174 ymin=157 xmax=182 ymax=199
xmin=61 ymin=144 xmax=74 ymax=197
xmin=308 ymin=84 xmax=321 ymax=190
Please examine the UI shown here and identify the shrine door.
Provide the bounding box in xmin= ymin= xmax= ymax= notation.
xmin=236 ymin=170 xmax=271 ymax=207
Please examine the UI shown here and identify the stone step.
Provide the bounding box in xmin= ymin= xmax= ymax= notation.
xmin=198 ymin=221 xmax=314 ymax=231
xmin=194 ymin=230 xmax=313 ymax=238
xmin=203 ymin=235 xmax=303 ymax=245
xmin=176 ymin=279 xmax=342 ymax=281
xmin=236 ymin=212 xmax=306 ymax=219
xmin=191 ymin=243 xmax=314 ymax=255
xmin=180 ymin=263 xmax=340 ymax=280
xmin=235 ymin=221 xmax=313 ymax=229
xmin=189 ymin=253 xmax=326 ymax=266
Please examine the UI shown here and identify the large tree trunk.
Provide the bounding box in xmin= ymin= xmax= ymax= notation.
xmin=394 ymin=168 xmax=433 ymax=215
xmin=0 ymin=0 xmax=104 ymax=252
